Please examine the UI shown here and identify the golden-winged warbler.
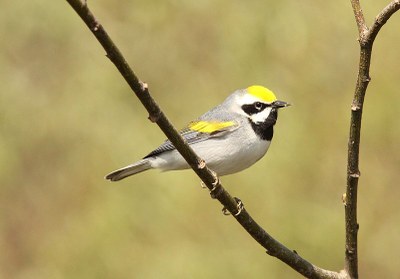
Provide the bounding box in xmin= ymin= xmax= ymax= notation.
xmin=106 ymin=85 xmax=289 ymax=181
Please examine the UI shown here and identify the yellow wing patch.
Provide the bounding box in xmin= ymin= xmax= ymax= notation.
xmin=188 ymin=120 xmax=236 ymax=134
xmin=247 ymin=85 xmax=277 ymax=103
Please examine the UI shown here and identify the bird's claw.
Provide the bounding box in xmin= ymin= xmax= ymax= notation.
xmin=200 ymin=170 xmax=219 ymax=193
xmin=222 ymin=197 xmax=244 ymax=216
xmin=222 ymin=207 xmax=230 ymax=216
xmin=200 ymin=181 xmax=207 ymax=189
xmin=209 ymin=170 xmax=221 ymax=199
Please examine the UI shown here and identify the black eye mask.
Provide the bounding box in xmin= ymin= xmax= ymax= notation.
xmin=241 ymin=102 xmax=270 ymax=115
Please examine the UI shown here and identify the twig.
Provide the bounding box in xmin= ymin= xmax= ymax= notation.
xmin=346 ymin=1 xmax=400 ymax=278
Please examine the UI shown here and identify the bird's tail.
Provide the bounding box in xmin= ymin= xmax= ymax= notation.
xmin=105 ymin=159 xmax=152 ymax=181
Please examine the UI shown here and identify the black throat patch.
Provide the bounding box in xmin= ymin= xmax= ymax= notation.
xmin=250 ymin=109 xmax=278 ymax=141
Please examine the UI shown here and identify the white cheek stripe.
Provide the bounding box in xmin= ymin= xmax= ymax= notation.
xmin=251 ymin=107 xmax=272 ymax=123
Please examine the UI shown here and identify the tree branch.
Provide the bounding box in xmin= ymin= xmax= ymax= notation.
xmin=367 ymin=1 xmax=400 ymax=45
xmin=346 ymin=1 xmax=400 ymax=278
xmin=350 ymin=0 xmax=367 ymax=35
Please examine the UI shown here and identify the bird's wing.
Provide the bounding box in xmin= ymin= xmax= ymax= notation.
xmin=143 ymin=120 xmax=239 ymax=158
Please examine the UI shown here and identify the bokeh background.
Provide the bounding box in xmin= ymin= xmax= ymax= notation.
xmin=1 ymin=1 xmax=399 ymax=278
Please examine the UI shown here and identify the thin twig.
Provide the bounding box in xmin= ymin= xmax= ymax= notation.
xmin=65 ymin=0 xmax=345 ymax=277
xmin=350 ymin=0 xmax=367 ymax=35
xmin=346 ymin=1 xmax=400 ymax=278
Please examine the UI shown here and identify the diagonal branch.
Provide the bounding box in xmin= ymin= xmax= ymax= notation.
xmin=346 ymin=1 xmax=400 ymax=278
xmin=65 ymin=0 xmax=344 ymax=278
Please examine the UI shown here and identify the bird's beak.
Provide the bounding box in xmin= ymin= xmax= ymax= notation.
xmin=273 ymin=100 xmax=291 ymax=108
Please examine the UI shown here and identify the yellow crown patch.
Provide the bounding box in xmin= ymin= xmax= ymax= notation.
xmin=247 ymin=85 xmax=277 ymax=103
xmin=189 ymin=120 xmax=236 ymax=134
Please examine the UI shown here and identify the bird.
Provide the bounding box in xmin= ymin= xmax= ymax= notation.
xmin=105 ymin=85 xmax=290 ymax=181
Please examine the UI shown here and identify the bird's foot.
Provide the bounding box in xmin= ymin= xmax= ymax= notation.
xmin=200 ymin=169 xmax=219 ymax=193
xmin=222 ymin=197 xmax=244 ymax=216
xmin=200 ymin=181 xmax=207 ymax=189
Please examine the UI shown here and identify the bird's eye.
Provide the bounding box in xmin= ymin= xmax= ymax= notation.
xmin=254 ymin=102 xmax=263 ymax=110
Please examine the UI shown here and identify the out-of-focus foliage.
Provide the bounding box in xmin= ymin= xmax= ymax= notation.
xmin=1 ymin=1 xmax=399 ymax=278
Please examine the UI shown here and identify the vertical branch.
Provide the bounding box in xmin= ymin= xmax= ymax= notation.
xmin=346 ymin=1 xmax=400 ymax=278
xmin=344 ymin=46 xmax=370 ymax=279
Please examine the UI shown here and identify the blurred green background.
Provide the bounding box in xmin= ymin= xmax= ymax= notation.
xmin=1 ymin=1 xmax=400 ymax=278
